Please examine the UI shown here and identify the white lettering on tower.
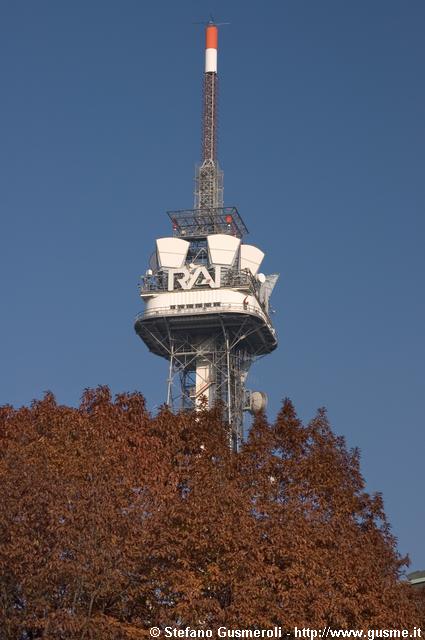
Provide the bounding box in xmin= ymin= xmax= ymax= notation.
xmin=167 ymin=265 xmax=221 ymax=291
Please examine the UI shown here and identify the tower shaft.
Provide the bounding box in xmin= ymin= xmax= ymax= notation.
xmin=165 ymin=330 xmax=250 ymax=449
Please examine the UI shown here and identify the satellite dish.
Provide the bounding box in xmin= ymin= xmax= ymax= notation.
xmin=249 ymin=391 xmax=268 ymax=414
xmin=149 ymin=251 xmax=158 ymax=271
xmin=257 ymin=273 xmax=266 ymax=284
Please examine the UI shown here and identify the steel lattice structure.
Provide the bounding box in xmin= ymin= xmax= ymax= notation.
xmin=202 ymin=72 xmax=218 ymax=163
xmin=135 ymin=22 xmax=278 ymax=450
xmin=194 ymin=38 xmax=223 ymax=209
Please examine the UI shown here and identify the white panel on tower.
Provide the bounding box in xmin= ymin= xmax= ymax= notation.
xmin=240 ymin=244 xmax=265 ymax=275
xmin=207 ymin=234 xmax=240 ymax=266
xmin=156 ymin=237 xmax=190 ymax=269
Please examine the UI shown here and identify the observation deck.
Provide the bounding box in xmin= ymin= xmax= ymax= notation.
xmin=135 ymin=206 xmax=278 ymax=363
xmin=135 ymin=267 xmax=277 ymax=361
xmin=134 ymin=301 xmax=277 ymax=360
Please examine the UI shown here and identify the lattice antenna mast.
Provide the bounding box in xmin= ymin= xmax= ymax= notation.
xmin=194 ymin=23 xmax=224 ymax=209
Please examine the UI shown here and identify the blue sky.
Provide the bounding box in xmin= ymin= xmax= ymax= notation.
xmin=1 ymin=1 xmax=424 ymax=570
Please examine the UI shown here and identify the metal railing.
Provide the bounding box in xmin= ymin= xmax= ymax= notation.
xmin=139 ymin=267 xmax=258 ymax=295
xmin=135 ymin=301 xmax=274 ymax=332
xmin=167 ymin=206 xmax=248 ymax=239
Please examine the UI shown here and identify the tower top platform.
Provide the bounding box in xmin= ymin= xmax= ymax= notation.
xmin=167 ymin=206 xmax=248 ymax=240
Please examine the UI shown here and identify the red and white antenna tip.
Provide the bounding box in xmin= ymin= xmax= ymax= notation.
xmin=205 ymin=25 xmax=218 ymax=73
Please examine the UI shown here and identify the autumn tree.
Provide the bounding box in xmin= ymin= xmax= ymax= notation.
xmin=0 ymin=388 xmax=423 ymax=638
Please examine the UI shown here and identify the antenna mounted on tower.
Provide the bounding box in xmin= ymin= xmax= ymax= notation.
xmin=193 ymin=19 xmax=228 ymax=210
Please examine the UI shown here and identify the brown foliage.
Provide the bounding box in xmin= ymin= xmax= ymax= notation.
xmin=0 ymin=388 xmax=423 ymax=638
